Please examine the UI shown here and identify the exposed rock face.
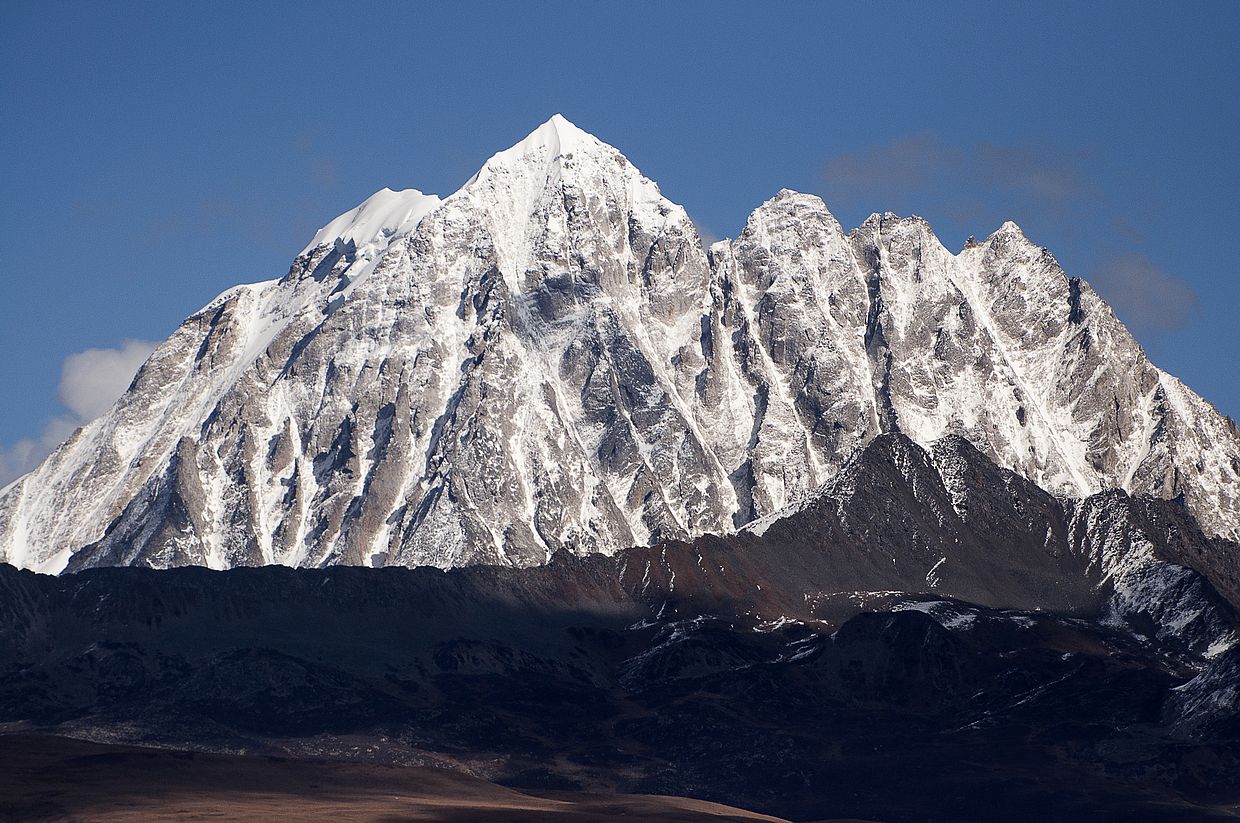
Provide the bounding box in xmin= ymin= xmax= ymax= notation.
xmin=0 ymin=115 xmax=1237 ymax=573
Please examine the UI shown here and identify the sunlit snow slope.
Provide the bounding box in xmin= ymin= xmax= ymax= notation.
xmin=1 ymin=115 xmax=1237 ymax=573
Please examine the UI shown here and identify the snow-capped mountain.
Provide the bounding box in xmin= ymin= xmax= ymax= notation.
xmin=1 ymin=114 xmax=1237 ymax=573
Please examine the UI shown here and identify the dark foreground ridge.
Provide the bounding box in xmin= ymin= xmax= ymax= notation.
xmin=2 ymin=434 xmax=1239 ymax=822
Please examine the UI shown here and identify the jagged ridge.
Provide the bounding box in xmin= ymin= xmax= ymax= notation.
xmin=0 ymin=114 xmax=1237 ymax=574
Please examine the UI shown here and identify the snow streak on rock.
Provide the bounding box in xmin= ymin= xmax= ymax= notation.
xmin=0 ymin=115 xmax=1237 ymax=574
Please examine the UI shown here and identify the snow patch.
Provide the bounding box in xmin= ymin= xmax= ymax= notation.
xmin=301 ymin=188 xmax=441 ymax=256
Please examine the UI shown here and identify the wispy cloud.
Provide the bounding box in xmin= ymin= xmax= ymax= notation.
xmin=0 ymin=339 xmax=157 ymax=487
xmin=822 ymin=131 xmax=1092 ymax=224
xmin=692 ymin=217 xmax=721 ymax=248
xmin=825 ymin=132 xmax=957 ymax=193
xmin=294 ymin=132 xmax=340 ymax=190
xmin=1089 ymin=253 xmax=1199 ymax=333
xmin=140 ymin=131 xmax=345 ymax=258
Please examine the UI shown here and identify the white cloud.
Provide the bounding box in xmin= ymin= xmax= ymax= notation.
xmin=0 ymin=339 xmax=157 ymax=488
xmin=0 ymin=416 xmax=81 ymax=491
xmin=58 ymin=339 xmax=158 ymax=421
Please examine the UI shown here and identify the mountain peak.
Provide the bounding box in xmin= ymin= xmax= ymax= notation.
xmin=539 ymin=113 xmax=590 ymax=150
xmin=452 ymin=114 xmax=674 ymax=282
xmin=300 ymin=187 xmax=441 ymax=256
xmin=302 ymin=116 xmax=618 ymax=259
xmin=988 ymin=220 xmax=1028 ymax=242
xmin=477 ymin=113 xmax=608 ymax=173
xmin=454 ymin=114 xmax=642 ymax=220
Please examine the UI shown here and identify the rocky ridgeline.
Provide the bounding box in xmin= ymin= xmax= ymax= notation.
xmin=1 ymin=115 xmax=1237 ymax=576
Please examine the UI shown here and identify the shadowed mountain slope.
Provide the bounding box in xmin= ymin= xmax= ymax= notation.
xmin=2 ymin=435 xmax=1237 ymax=822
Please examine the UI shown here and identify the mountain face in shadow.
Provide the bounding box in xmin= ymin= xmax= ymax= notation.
xmin=2 ymin=434 xmax=1237 ymax=822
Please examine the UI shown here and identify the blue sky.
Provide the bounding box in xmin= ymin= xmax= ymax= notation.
xmin=1 ymin=1 xmax=1237 ymax=478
